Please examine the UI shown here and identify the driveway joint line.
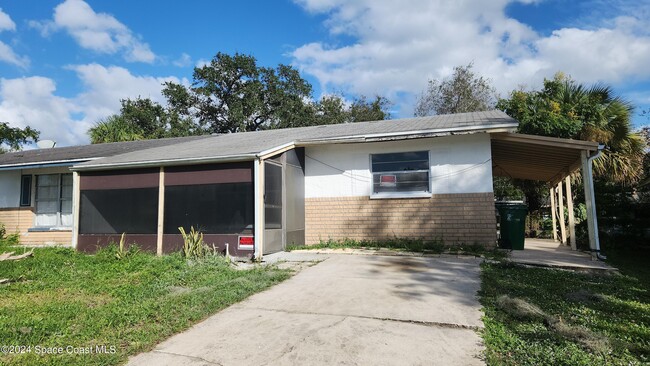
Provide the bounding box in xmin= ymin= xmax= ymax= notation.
xmin=243 ymin=306 xmax=482 ymax=331
xmin=152 ymin=350 xmax=224 ymax=365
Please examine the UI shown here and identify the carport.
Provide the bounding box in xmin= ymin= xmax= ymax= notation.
xmin=490 ymin=132 xmax=603 ymax=258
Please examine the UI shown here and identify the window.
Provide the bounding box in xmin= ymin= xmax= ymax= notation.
xmin=370 ymin=151 xmax=430 ymax=197
xmin=35 ymin=174 xmax=73 ymax=227
xmin=20 ymin=175 xmax=32 ymax=206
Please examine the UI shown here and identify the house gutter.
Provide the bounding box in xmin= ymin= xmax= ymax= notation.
xmin=70 ymin=154 xmax=257 ymax=171
xmin=0 ymin=159 xmax=98 ymax=171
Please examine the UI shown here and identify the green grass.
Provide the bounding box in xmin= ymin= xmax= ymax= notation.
xmin=0 ymin=243 xmax=290 ymax=365
xmin=479 ymin=250 xmax=650 ymax=365
xmin=287 ymin=238 xmax=508 ymax=260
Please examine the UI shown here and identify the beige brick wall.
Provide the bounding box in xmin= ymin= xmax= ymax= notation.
xmin=305 ymin=193 xmax=497 ymax=247
xmin=0 ymin=208 xmax=72 ymax=246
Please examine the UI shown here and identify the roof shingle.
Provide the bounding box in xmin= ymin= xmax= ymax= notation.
xmin=74 ymin=110 xmax=518 ymax=170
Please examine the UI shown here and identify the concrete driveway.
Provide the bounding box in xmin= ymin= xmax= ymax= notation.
xmin=127 ymin=253 xmax=485 ymax=366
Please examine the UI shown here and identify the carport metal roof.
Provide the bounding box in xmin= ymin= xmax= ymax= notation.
xmin=491 ymin=132 xmax=601 ymax=184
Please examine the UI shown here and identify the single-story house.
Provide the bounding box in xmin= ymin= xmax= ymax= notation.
xmin=0 ymin=111 xmax=603 ymax=259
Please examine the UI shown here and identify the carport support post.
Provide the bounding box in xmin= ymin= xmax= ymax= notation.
xmin=565 ymin=176 xmax=577 ymax=250
xmin=72 ymin=171 xmax=80 ymax=250
xmin=581 ymin=151 xmax=600 ymax=259
xmin=550 ymin=187 xmax=558 ymax=241
xmin=253 ymin=158 xmax=265 ymax=260
xmin=557 ymin=182 xmax=567 ymax=245
xmin=157 ymin=167 xmax=165 ymax=256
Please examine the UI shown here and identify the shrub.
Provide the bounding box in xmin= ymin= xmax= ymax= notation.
xmin=114 ymin=232 xmax=140 ymax=260
xmin=179 ymin=226 xmax=209 ymax=259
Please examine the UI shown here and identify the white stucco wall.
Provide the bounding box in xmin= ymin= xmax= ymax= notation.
xmin=304 ymin=133 xmax=494 ymax=198
xmin=0 ymin=170 xmax=21 ymax=208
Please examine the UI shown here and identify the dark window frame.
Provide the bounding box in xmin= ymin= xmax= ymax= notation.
xmin=369 ymin=151 xmax=431 ymax=198
xmin=20 ymin=175 xmax=32 ymax=207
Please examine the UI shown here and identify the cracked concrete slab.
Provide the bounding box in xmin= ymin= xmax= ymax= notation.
xmin=127 ymin=254 xmax=484 ymax=366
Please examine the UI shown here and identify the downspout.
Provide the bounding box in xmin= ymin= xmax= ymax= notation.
xmin=584 ymin=146 xmax=605 ymax=260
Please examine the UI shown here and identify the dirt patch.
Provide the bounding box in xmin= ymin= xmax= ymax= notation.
xmin=167 ymin=286 xmax=192 ymax=296
xmin=496 ymin=295 xmax=546 ymax=320
xmin=546 ymin=316 xmax=610 ymax=353
xmin=565 ymin=289 xmax=607 ymax=304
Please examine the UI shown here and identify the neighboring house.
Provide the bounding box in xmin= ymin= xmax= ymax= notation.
xmin=0 ymin=111 xmax=602 ymax=259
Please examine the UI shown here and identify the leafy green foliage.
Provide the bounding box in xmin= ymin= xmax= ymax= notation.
xmin=414 ymin=63 xmax=498 ymax=116
xmin=347 ymin=95 xmax=391 ymax=122
xmin=497 ymin=73 xmax=646 ymax=184
xmin=88 ymin=52 xmax=391 ymax=142
xmin=0 ymin=224 xmax=20 ymax=246
xmin=88 ymin=115 xmax=143 ymax=144
xmin=88 ymin=98 xmax=200 ymax=144
xmin=114 ymin=233 xmax=139 ymax=260
xmin=480 ymin=260 xmax=650 ymax=365
xmin=0 ymin=122 xmax=39 ymax=152
xmin=0 ymin=245 xmax=290 ymax=365
xmin=165 ymin=52 xmax=314 ymax=133
xmin=179 ymin=226 xmax=209 ymax=259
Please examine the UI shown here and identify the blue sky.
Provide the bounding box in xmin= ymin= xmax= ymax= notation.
xmin=0 ymin=0 xmax=649 ymax=146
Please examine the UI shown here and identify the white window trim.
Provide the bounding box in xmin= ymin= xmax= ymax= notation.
xmin=369 ymin=192 xmax=432 ymax=200
xmin=369 ymin=150 xmax=432 ymax=199
xmin=33 ymin=173 xmax=73 ymax=229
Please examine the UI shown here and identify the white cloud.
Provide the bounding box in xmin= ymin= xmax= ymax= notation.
xmin=195 ymin=58 xmax=210 ymax=68
xmin=0 ymin=76 xmax=81 ymax=146
xmin=0 ymin=41 xmax=29 ymax=68
xmin=0 ymin=8 xmax=16 ymax=31
xmin=291 ymin=0 xmax=650 ymax=115
xmin=0 ymin=65 xmax=187 ymax=146
xmin=70 ymin=63 xmax=185 ymax=124
xmin=0 ymin=8 xmax=29 ymax=68
xmin=173 ymin=53 xmax=192 ymax=67
xmin=32 ymin=0 xmax=156 ymax=63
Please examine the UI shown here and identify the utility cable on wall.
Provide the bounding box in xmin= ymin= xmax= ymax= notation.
xmin=305 ymin=154 xmax=492 ymax=182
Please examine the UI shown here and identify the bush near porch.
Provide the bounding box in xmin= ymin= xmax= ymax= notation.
xmin=480 ymin=245 xmax=650 ymax=365
xmin=0 ymin=242 xmax=290 ymax=366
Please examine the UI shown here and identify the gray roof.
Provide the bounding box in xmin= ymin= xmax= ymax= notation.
xmin=74 ymin=110 xmax=518 ymax=170
xmin=0 ymin=135 xmax=210 ymax=169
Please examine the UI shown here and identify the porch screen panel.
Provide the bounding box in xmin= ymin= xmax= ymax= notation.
xmin=79 ymin=188 xmax=158 ymax=234
xmin=163 ymin=183 xmax=254 ymax=234
xmin=264 ymin=163 xmax=282 ymax=230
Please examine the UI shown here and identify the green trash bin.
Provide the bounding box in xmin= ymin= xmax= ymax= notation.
xmin=496 ymin=202 xmax=528 ymax=250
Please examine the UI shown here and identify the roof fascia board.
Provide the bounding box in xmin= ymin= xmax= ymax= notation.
xmin=256 ymin=142 xmax=296 ymax=160
xmin=0 ymin=158 xmax=97 ymax=171
xmin=297 ymin=124 xmax=517 ymax=146
xmin=492 ymin=132 xmax=600 ymax=151
xmin=71 ymin=154 xmax=257 ymax=171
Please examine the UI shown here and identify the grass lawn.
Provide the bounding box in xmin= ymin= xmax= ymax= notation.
xmin=479 ymin=246 xmax=650 ymax=365
xmin=0 ymin=243 xmax=290 ymax=365
xmin=287 ymin=238 xmax=508 ymax=260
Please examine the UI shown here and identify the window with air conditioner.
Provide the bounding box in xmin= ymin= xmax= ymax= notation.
xmin=370 ymin=151 xmax=430 ymax=198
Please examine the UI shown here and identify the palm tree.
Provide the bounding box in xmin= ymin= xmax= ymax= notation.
xmin=88 ymin=115 xmax=143 ymax=144
xmin=555 ymin=80 xmax=645 ymax=184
